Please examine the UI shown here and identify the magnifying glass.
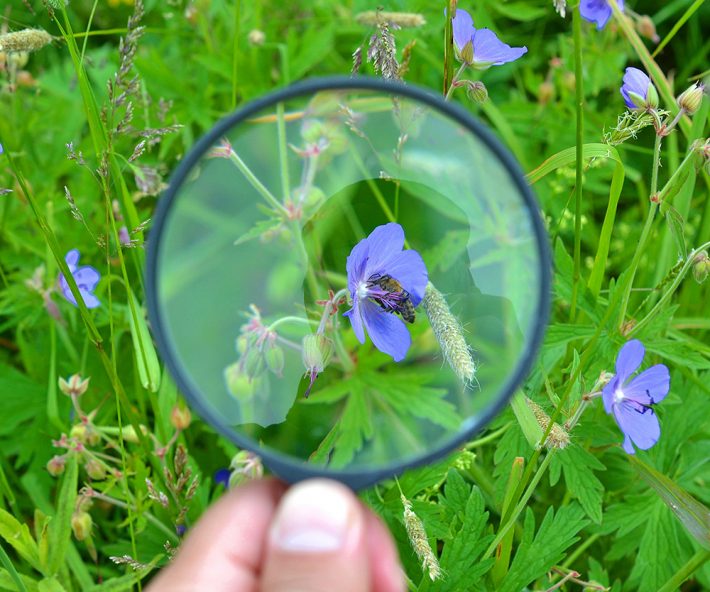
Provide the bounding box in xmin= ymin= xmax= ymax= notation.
xmin=146 ymin=76 xmax=551 ymax=490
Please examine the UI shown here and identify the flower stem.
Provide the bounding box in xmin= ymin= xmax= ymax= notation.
xmin=618 ymin=131 xmax=662 ymax=325
xmin=228 ymin=149 xmax=289 ymax=216
xmin=444 ymin=63 xmax=467 ymax=101
xmin=267 ymin=316 xmax=317 ymax=332
xmin=569 ymin=7 xmax=584 ymax=323
xmin=630 ymin=240 xmax=710 ymax=336
xmin=657 ymin=549 xmax=710 ymax=592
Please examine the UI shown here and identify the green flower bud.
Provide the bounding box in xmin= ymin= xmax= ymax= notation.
xmin=85 ymin=459 xmax=106 ymax=481
xmin=301 ymin=119 xmax=326 ymax=144
xmin=301 ymin=334 xmax=333 ymax=375
xmin=224 ymin=362 xmax=256 ymax=400
xmin=46 ymin=455 xmax=66 ymax=477
xmin=677 ymin=82 xmax=705 ymax=116
xmin=465 ymin=80 xmax=488 ymax=103
xmin=170 ymin=404 xmax=192 ymax=431
xmin=265 ymin=345 xmax=285 ymax=377
xmin=71 ymin=512 xmax=93 ymax=541
xmin=458 ymin=41 xmax=474 ymax=66
xmin=692 ymin=250 xmax=709 ymax=284
xmin=242 ymin=347 xmax=265 ymax=379
xmin=59 ymin=374 xmax=90 ymax=397
xmin=70 ymin=424 xmax=88 ymax=444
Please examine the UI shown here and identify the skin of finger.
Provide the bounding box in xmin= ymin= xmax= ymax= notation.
xmin=363 ymin=508 xmax=406 ymax=592
xmin=260 ymin=480 xmax=371 ymax=592
xmin=146 ymin=478 xmax=286 ymax=592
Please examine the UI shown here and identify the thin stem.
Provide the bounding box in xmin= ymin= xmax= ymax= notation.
xmin=444 ymin=63 xmax=467 ymax=101
xmin=570 ymin=8 xmax=584 ymax=323
xmin=630 ymin=241 xmax=710 ymax=336
xmin=267 ymin=316 xmax=317 ymax=332
xmin=657 ymin=549 xmax=710 ymax=592
xmin=483 ymin=451 xmax=556 ymax=559
xmin=228 ymin=150 xmax=289 ymax=216
xmin=618 ymin=132 xmax=662 ymax=324
xmin=90 ymin=491 xmax=179 ymax=543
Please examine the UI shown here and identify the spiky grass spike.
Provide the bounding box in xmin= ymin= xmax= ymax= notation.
xmin=401 ymin=495 xmax=441 ymax=581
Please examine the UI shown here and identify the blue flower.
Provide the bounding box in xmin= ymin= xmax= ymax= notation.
xmin=58 ymin=249 xmax=101 ymax=309
xmin=343 ymin=223 xmax=428 ymax=362
xmin=620 ymin=67 xmax=658 ymax=111
xmin=602 ymin=340 xmax=670 ymax=454
xmin=452 ymin=8 xmax=527 ymax=69
xmin=579 ymin=0 xmax=624 ymax=30
xmin=214 ymin=468 xmax=231 ymax=489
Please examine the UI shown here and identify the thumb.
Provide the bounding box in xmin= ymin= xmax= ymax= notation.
xmin=260 ymin=479 xmax=381 ymax=592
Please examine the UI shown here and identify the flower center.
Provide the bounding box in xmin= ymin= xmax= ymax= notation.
xmin=613 ymin=388 xmax=625 ymax=405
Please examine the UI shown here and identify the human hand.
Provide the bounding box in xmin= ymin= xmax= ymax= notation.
xmin=147 ymin=478 xmax=405 ymax=592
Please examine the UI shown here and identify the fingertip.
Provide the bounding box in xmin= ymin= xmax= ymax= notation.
xmin=363 ymin=508 xmax=407 ymax=592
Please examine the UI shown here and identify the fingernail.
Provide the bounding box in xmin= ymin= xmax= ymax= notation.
xmin=270 ymin=480 xmax=353 ymax=553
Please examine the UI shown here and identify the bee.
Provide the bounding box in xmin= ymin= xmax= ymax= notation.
xmin=367 ymin=273 xmax=416 ymax=324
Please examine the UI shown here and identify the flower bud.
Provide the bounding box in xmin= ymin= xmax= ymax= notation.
xmin=228 ymin=451 xmax=264 ymax=488
xmin=538 ymin=80 xmax=554 ymax=104
xmin=301 ymin=334 xmax=333 ymax=398
xmin=264 ymin=344 xmax=285 ymax=377
xmin=677 ymin=82 xmax=705 ymax=116
xmin=636 ymin=16 xmax=659 ymax=43
xmin=47 ymin=454 xmax=66 ymax=476
xmin=236 ymin=334 xmax=251 ymax=354
xmin=71 ymin=512 xmax=92 ymax=541
xmin=247 ymin=29 xmax=265 ymax=46
xmin=170 ymin=404 xmax=192 ymax=431
xmin=85 ymin=459 xmax=106 ymax=481
xmin=465 ymin=80 xmax=488 ymax=103
xmin=302 ymin=334 xmax=333 ymax=375
xmin=692 ymin=250 xmax=710 ymax=284
xmin=242 ymin=346 xmax=265 ymax=379
xmin=85 ymin=427 xmax=100 ymax=447
xmin=70 ymin=424 xmax=88 ymax=444
xmin=458 ymin=40 xmax=474 ymax=66
xmin=300 ymin=119 xmax=327 ymax=145
xmin=118 ymin=424 xmax=146 ymax=444
xmin=224 ymin=362 xmax=257 ymax=400
xmin=59 ymin=374 xmax=90 ymax=397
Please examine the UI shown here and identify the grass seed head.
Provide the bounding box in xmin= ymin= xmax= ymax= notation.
xmin=0 ymin=29 xmax=53 ymax=54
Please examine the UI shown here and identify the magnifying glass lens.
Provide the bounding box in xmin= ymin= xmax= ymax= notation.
xmin=148 ymin=79 xmax=549 ymax=483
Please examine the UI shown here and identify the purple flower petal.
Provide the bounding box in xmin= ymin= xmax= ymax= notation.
xmin=74 ymin=266 xmax=101 ymax=291
xmin=613 ymin=401 xmax=660 ymax=453
xmin=345 ymin=237 xmax=370 ymax=294
xmin=620 ymin=67 xmax=651 ymax=109
xmin=65 ymin=249 xmax=80 ymax=270
xmin=624 ymin=364 xmax=670 ymax=404
xmin=378 ymin=249 xmax=428 ymax=306
xmin=452 ymin=8 xmax=475 ymax=54
xmin=601 ymin=375 xmax=620 ymax=414
xmin=615 ymin=339 xmax=645 ymax=383
xmin=471 ymin=28 xmax=527 ymax=67
xmin=214 ymin=468 xmax=230 ymax=488
xmin=343 ymin=300 xmax=366 ymax=344
xmin=360 ymin=299 xmax=411 ymax=362
xmin=579 ymin=0 xmax=624 ymax=30
xmin=362 ymin=223 xmax=405 ymax=278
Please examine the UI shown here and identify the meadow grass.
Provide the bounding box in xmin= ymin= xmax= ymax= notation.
xmin=0 ymin=0 xmax=708 ymax=590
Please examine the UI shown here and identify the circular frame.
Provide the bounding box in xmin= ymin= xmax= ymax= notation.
xmin=145 ymin=75 xmax=551 ymax=490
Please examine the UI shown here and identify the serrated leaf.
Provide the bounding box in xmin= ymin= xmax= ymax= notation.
xmin=556 ymin=444 xmax=606 ymax=523
xmin=498 ymin=504 xmax=588 ymax=592
xmin=437 ymin=487 xmax=494 ymax=592
xmin=330 ymin=383 xmax=373 ymax=467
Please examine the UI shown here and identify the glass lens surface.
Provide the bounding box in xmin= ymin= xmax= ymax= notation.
xmin=151 ymin=81 xmax=548 ymax=475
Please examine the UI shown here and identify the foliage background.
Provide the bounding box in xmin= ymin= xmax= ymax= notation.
xmin=0 ymin=0 xmax=708 ymax=590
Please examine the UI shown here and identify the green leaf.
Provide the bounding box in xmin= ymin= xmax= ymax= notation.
xmin=555 ymin=444 xmax=606 ymax=524
xmin=0 ymin=541 xmax=32 ymax=592
xmin=436 ymin=486 xmax=494 ymax=592
xmin=37 ymin=579 xmax=66 ymax=592
xmin=46 ymin=456 xmax=78 ymax=576
xmin=330 ymin=382 xmax=373 ymax=468
xmin=629 ymin=455 xmax=710 ymax=550
xmin=663 ymin=204 xmax=689 ymax=259
xmin=0 ymin=567 xmax=38 ymax=592
xmin=127 ymin=289 xmax=161 ymax=393
xmin=498 ymin=504 xmax=588 ymax=592
xmin=0 ymin=511 xmax=41 ymax=573
xmin=0 ymin=365 xmax=45 ymax=438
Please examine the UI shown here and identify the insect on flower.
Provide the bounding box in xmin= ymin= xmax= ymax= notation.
xmin=602 ymin=339 xmax=670 ymax=454
xmin=344 ymin=223 xmax=428 ymax=362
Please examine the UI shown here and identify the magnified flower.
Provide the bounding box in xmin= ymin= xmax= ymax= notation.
xmin=58 ymin=249 xmax=101 ymax=309
xmin=452 ymin=8 xmax=527 ymax=69
xmin=620 ymin=67 xmax=659 ymax=111
xmin=579 ymin=0 xmax=624 ymax=30
xmin=344 ymin=223 xmax=428 ymax=362
xmin=602 ymin=340 xmax=670 ymax=454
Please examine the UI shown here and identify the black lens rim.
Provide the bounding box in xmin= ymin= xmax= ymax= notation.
xmin=145 ymin=75 xmax=551 ymax=490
